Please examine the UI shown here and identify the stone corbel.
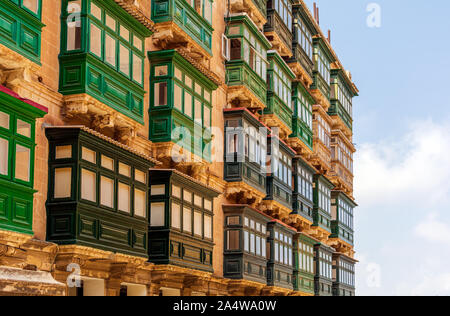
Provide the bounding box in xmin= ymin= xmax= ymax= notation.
xmin=115 ymin=125 xmax=137 ymax=145
xmin=91 ymin=114 xmax=115 ymax=131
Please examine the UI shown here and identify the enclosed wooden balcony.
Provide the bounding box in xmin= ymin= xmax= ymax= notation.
xmin=264 ymin=0 xmax=293 ymax=58
xmin=224 ymin=108 xmax=269 ymax=206
xmin=308 ymin=174 xmax=334 ymax=243
xmin=223 ymin=204 xmax=271 ymax=286
xmin=293 ymin=232 xmax=316 ymax=296
xmin=225 ymin=15 xmax=271 ymax=111
xmin=45 ymin=126 xmax=159 ymax=258
xmin=332 ymin=253 xmax=356 ymax=296
xmin=260 ymin=135 xmax=295 ymax=222
xmin=148 ymin=169 xmax=220 ymax=272
xmin=329 ymin=191 xmax=356 ymax=257
xmin=267 ymin=220 xmax=295 ymax=290
xmin=261 ymin=51 xmax=296 ymax=141
xmin=329 ymin=130 xmax=355 ymax=197
xmin=151 ymin=0 xmax=213 ymax=67
xmin=228 ymin=0 xmax=268 ymax=30
xmin=314 ymin=243 xmax=334 ymax=296
xmin=310 ymin=37 xmax=335 ymax=111
xmin=309 ymin=106 xmax=332 ymax=173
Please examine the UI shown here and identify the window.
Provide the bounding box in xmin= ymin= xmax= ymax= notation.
xmin=100 ymin=176 xmax=114 ymax=208
xmin=81 ymin=169 xmax=97 ymax=202
xmin=316 ymin=114 xmax=331 ymax=149
xmin=316 ymin=46 xmax=331 ymax=84
xmin=333 ymin=78 xmax=353 ymax=117
xmin=135 ymin=170 xmax=146 ymax=184
xmin=204 ymin=215 xmax=212 ymax=239
xmin=227 ymin=230 xmax=240 ymax=251
xmin=298 ymin=164 xmax=313 ymax=202
xmin=295 ymin=17 xmax=313 ymax=61
xmin=268 ymin=0 xmax=292 ymax=29
xmin=298 ymin=241 xmax=314 ymax=274
xmin=101 ymin=155 xmax=114 ymax=170
xmin=151 ymin=185 xmax=165 ymax=196
xmin=55 ymin=145 xmax=72 ymax=160
xmin=185 ymin=0 xmax=213 ymax=24
xmin=273 ymin=229 xmax=293 ymax=266
xmin=318 ymin=182 xmax=331 ymax=214
xmin=241 ymin=216 xmax=266 ymax=259
xmin=17 ymin=120 xmax=31 ymax=138
xmin=0 ymin=112 xmax=9 ymax=129
xmin=270 ymin=61 xmax=292 ymax=109
xmin=331 ymin=137 xmax=354 ymax=173
xmin=54 ymin=168 xmax=72 ymax=199
xmin=82 ymin=147 xmax=96 ymax=164
xmin=90 ymin=23 xmax=102 ymax=57
xmin=296 ymin=88 xmax=313 ymax=130
xmin=23 ymin=0 xmax=40 ymax=15
xmin=150 ymin=202 xmax=165 ymax=227
xmin=118 ymin=182 xmax=131 ymax=213
xmin=183 ymin=207 xmax=192 ymax=233
xmin=134 ymin=189 xmax=146 ymax=217
xmin=119 ymin=162 xmax=131 ymax=177
xmin=105 ymin=34 xmax=116 ymax=67
xmin=0 ymin=138 xmax=8 ymax=176
xmin=171 ymin=202 xmax=181 ymax=229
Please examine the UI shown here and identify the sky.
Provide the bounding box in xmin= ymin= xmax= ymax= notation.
xmin=302 ymin=0 xmax=450 ymax=295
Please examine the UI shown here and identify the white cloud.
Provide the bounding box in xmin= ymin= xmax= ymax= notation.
xmin=354 ymin=118 xmax=450 ymax=208
xmin=415 ymin=213 xmax=450 ymax=244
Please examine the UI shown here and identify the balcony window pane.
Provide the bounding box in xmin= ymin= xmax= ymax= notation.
xmin=118 ymin=183 xmax=130 ymax=213
xmin=174 ymin=83 xmax=182 ymax=111
xmin=133 ymin=35 xmax=143 ymax=51
xmin=204 ymin=0 xmax=212 ymax=24
xmin=105 ymin=14 xmax=116 ymax=30
xmin=250 ymin=233 xmax=255 ymax=254
xmin=151 ymin=185 xmax=165 ymax=196
xmin=194 ymin=194 xmax=202 ymax=207
xmin=120 ymin=44 xmax=130 ymax=75
xmin=227 ymin=216 xmax=239 ymax=226
xmin=262 ymin=238 xmax=266 ymax=258
xmin=101 ymin=156 xmax=114 ymax=170
xmin=204 ymin=107 xmax=210 ymax=128
xmin=118 ymin=162 xmax=131 ymax=177
xmin=81 ymin=169 xmax=96 ymax=202
xmin=184 ymin=92 xmax=192 ymax=117
xmin=55 ymin=145 xmax=72 ymax=159
xmin=135 ymin=169 xmax=146 ymax=183
xmin=256 ymin=236 xmax=261 ymax=256
xmin=134 ymin=189 xmax=146 ymax=217
xmin=227 ymin=230 xmax=240 ymax=251
xmin=244 ymin=230 xmax=249 ymax=252
xmin=91 ymin=2 xmax=102 ymax=20
xmin=90 ymin=23 xmax=102 ymax=57
xmin=183 ymin=189 xmax=192 ymax=203
xmin=15 ymin=145 xmax=30 ymax=182
xmin=17 ymin=120 xmax=31 ymax=138
xmin=54 ymin=168 xmax=71 ymax=198
xmin=0 ymin=138 xmax=8 ymax=175
xmin=0 ymin=112 xmax=9 ymax=129
xmin=150 ymin=202 xmax=165 ymax=226
xmin=185 ymin=75 xmax=192 ymax=88
xmin=204 ymin=199 xmax=212 ymax=211
xmin=194 ymin=211 xmax=202 ymax=236
xmin=120 ymin=25 xmax=129 ymax=41
xmin=154 ymin=82 xmax=167 ymax=106
xmin=67 ymin=2 xmax=82 ymax=51
xmin=230 ymin=39 xmax=241 ymax=60
xmin=183 ymin=207 xmax=192 ymax=233
xmin=23 ymin=0 xmax=39 ymax=14
xmin=105 ymin=34 xmax=116 ymax=67
xmin=194 ymin=99 xmax=202 ymax=122
xmin=174 ymin=67 xmax=182 ymax=81
xmin=154 ymin=66 xmax=168 ymax=77
xmin=133 ymin=54 xmax=142 ymax=84
xmin=100 ymin=176 xmax=114 ymax=208
xmin=82 ymin=147 xmax=96 ymax=164
xmin=204 ymin=215 xmax=212 ymax=239
xmin=172 ymin=185 xmax=181 ymax=198
xmin=171 ymin=203 xmax=181 ymax=229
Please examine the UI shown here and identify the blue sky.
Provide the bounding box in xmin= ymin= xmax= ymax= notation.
xmin=303 ymin=0 xmax=450 ymax=295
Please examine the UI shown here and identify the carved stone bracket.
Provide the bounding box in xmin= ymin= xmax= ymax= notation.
xmin=227 ymin=86 xmax=266 ymax=112
xmin=264 ymin=31 xmax=293 ymax=58
xmin=260 ymin=114 xmax=293 ymax=142
xmin=229 ymin=0 xmax=268 ymax=30
xmin=288 ymin=61 xmax=313 ymax=88
xmin=225 ymin=182 xmax=266 ymax=207
xmin=258 ymin=200 xmax=292 ymax=222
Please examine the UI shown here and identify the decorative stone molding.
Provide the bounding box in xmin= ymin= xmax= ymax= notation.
xmin=113 ymin=0 xmax=156 ymax=33
xmin=310 ymin=88 xmax=331 ymax=112
xmin=287 ymin=61 xmax=314 ymax=88
xmin=258 ymin=200 xmax=292 ymax=222
xmin=260 ymin=114 xmax=293 ymax=142
xmin=227 ymin=86 xmax=266 ymax=112
xmin=225 ymin=182 xmax=266 ymax=207
xmin=327 ymin=239 xmax=355 ymax=258
xmin=285 ymin=214 xmax=313 ymax=233
xmin=229 ymin=0 xmax=267 ymax=30
xmin=264 ymin=31 xmax=293 ymax=58
xmin=305 ymin=226 xmax=330 ymax=243
xmin=286 ymin=137 xmax=314 ymax=158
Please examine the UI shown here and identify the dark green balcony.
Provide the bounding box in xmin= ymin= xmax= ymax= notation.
xmin=151 ymin=0 xmax=213 ymax=55
xmin=148 ymin=49 xmax=217 ymax=162
xmin=292 ymin=157 xmax=315 ymax=224
xmin=0 ymin=0 xmax=44 ymax=64
xmin=45 ymin=127 xmax=155 ymax=258
xmin=223 ymin=204 xmax=271 ymax=285
xmin=225 ymin=15 xmax=271 ymax=111
xmin=329 ymin=69 xmax=359 ymax=131
xmin=290 ymin=82 xmax=313 ymax=151
xmin=264 ymin=0 xmax=293 ymax=58
xmin=330 ymin=191 xmax=356 ymax=246
xmin=59 ymin=0 xmax=152 ymax=124
xmin=311 ymin=37 xmax=334 ymax=105
xmin=332 ymin=253 xmax=356 ymax=296
xmin=0 ymin=86 xmax=47 ymax=235
xmin=314 ymin=242 xmax=334 ymax=296
xmin=293 ymin=233 xmax=315 ymax=295
xmin=312 ymin=174 xmax=334 ymax=233
xmin=267 ymin=220 xmax=295 ymax=290
xmin=148 ymin=169 xmax=219 ymax=272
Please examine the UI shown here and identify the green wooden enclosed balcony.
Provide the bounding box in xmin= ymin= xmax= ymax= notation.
xmin=311 ymin=37 xmax=334 ymax=109
xmin=293 ymin=233 xmax=316 ymax=295
xmin=264 ymin=0 xmax=293 ymax=58
xmin=262 ymin=51 xmax=295 ymax=141
xmin=292 ymin=157 xmax=315 ymax=226
xmin=45 ymin=127 xmax=156 ymax=258
xmin=289 ymin=82 xmax=313 ymax=154
xmin=332 ymin=253 xmax=356 ymax=296
xmin=151 ymin=0 xmax=213 ymax=57
xmin=330 ymin=191 xmax=356 ymax=246
xmin=0 ymin=86 xmax=47 ymax=235
xmin=148 ymin=169 xmax=219 ymax=272
xmin=148 ymin=49 xmax=217 ymax=163
xmin=223 ymin=204 xmax=271 ymax=285
xmin=59 ymin=0 xmax=153 ymax=124
xmin=225 ymin=15 xmax=271 ymax=111
xmin=314 ymin=242 xmax=334 ymax=296
xmin=312 ymin=174 xmax=334 ymax=234
xmin=0 ymin=0 xmax=44 ymax=64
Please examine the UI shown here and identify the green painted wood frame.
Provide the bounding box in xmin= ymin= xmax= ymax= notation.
xmin=151 ymin=0 xmax=213 ymax=54
xmin=293 ymin=233 xmax=315 ymax=294
xmin=312 ymin=174 xmax=334 ymax=233
xmin=45 ymin=127 xmax=154 ymax=258
xmin=148 ymin=170 xmax=219 ymax=272
xmin=59 ymin=0 xmax=152 ymax=124
xmin=290 ymin=82 xmax=314 ymax=150
xmin=330 ymin=190 xmax=357 ymax=246
xmin=292 ymin=157 xmax=315 ymax=222
xmin=148 ymin=49 xmax=217 ymax=162
xmin=329 ymin=69 xmax=358 ymax=131
xmin=0 ymin=89 xmax=46 ymax=235
xmin=0 ymin=0 xmax=45 ymax=64
xmin=311 ymin=37 xmax=335 ymax=100
xmin=313 ymin=242 xmax=334 ymax=296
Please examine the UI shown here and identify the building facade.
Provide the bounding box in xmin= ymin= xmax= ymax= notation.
xmin=0 ymin=0 xmax=358 ymax=296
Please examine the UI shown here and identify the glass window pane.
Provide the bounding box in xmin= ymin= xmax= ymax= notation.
xmin=82 ymin=147 xmax=96 ymax=164
xmin=81 ymin=169 xmax=96 ymax=202
xmin=0 ymin=138 xmax=8 ymax=175
xmin=0 ymin=112 xmax=9 ymax=129
xmin=55 ymin=145 xmax=72 ymax=159
xmin=17 ymin=120 xmax=31 ymax=138
xmin=90 ymin=2 xmax=102 ymax=20
xmin=154 ymin=82 xmax=168 ymax=106
xmin=204 ymin=107 xmax=210 ymax=127
xmin=194 ymin=99 xmax=202 ymax=122
xmin=100 ymin=176 xmax=114 ymax=208
xmin=172 ymin=184 xmax=181 ymax=198
xmin=135 ymin=169 xmax=146 ymax=183
xmin=133 ymin=54 xmax=142 ymax=84
xmin=227 ymin=216 xmax=240 ymax=226
xmin=151 ymin=185 xmax=165 ymax=195
xmin=120 ymin=25 xmax=129 ymax=41
xmin=54 ymin=168 xmax=72 ymax=198
xmin=105 ymin=34 xmax=116 ymax=67
xmin=183 ymin=207 xmax=192 ymax=233
xmin=194 ymin=194 xmax=202 ymax=207
xmin=174 ymin=84 xmax=182 ymax=111
xmin=90 ymin=23 xmax=102 ymax=57
xmin=118 ymin=183 xmax=130 ymax=213
xmin=171 ymin=202 xmax=181 ymax=229
xmin=150 ymin=202 xmax=165 ymax=226
xmin=105 ymin=14 xmax=116 ymax=30
xmin=204 ymin=215 xmax=212 ymax=239
xmin=204 ymin=199 xmax=212 ymax=211
xmin=250 ymin=233 xmax=255 ymax=254
xmin=227 ymin=230 xmax=240 ymax=250
xmin=15 ymin=144 xmax=30 ymax=182
xmin=133 ymin=35 xmax=143 ymax=51
xmin=101 ymin=156 xmax=114 ymax=170
xmin=118 ymin=162 xmax=131 ymax=177
xmin=134 ymin=189 xmax=146 ymax=217
xmin=184 ymin=92 xmax=192 ymax=117
xmin=23 ymin=0 xmax=39 ymax=14
xmin=244 ymin=230 xmax=249 ymax=252
xmin=174 ymin=66 xmax=182 ymax=81
xmin=183 ymin=189 xmax=192 ymax=203
xmin=119 ymin=44 xmax=130 ymax=75
xmin=154 ymin=66 xmax=168 ymax=77
xmin=194 ymin=212 xmax=202 ymax=236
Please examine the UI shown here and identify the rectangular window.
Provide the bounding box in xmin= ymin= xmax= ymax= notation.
xmin=120 ymin=25 xmax=129 ymax=41
xmin=67 ymin=3 xmax=82 ymax=51
xmin=55 ymin=145 xmax=72 ymax=159
xmin=105 ymin=34 xmax=116 ymax=67
xmin=119 ymin=44 xmax=130 ymax=75
xmin=133 ymin=35 xmax=143 ymax=51
xmin=90 ymin=23 xmax=102 ymax=57
xmin=134 ymin=189 xmax=146 ymax=217
xmin=150 ymin=202 xmax=165 ymax=226
xmin=118 ymin=182 xmax=130 ymax=213
xmin=100 ymin=176 xmax=114 ymax=208
xmin=15 ymin=145 xmax=30 ymax=182
xmin=154 ymin=66 xmax=168 ymax=77
xmin=0 ymin=112 xmax=9 ymax=129
xmin=171 ymin=202 xmax=181 ymax=229
xmin=133 ymin=54 xmax=142 ymax=84
xmin=81 ymin=169 xmax=96 ymax=202
xmin=194 ymin=211 xmax=202 ymax=236
xmin=0 ymin=138 xmax=8 ymax=175
xmin=204 ymin=215 xmax=212 ymax=239
xmin=204 ymin=200 xmax=212 ymax=211
xmin=54 ymin=168 xmax=72 ymax=198
xmin=250 ymin=233 xmax=255 ymax=254
xmin=151 ymin=185 xmax=165 ymax=196
xmin=17 ymin=120 xmax=31 ymax=138
xmin=174 ymin=83 xmax=183 ymax=111
xmin=227 ymin=230 xmax=240 ymax=251
xmin=183 ymin=189 xmax=192 ymax=203
xmin=244 ymin=230 xmax=249 ymax=252
xmin=91 ymin=2 xmax=102 ymax=20
xmin=134 ymin=169 xmax=146 ymax=183
xmin=184 ymin=92 xmax=192 ymax=117
xmin=23 ymin=0 xmax=39 ymax=14
xmin=204 ymin=107 xmax=210 ymax=128
xmin=82 ymin=147 xmax=96 ymax=164
xmin=118 ymin=163 xmax=131 ymax=177
xmin=183 ymin=207 xmax=192 ymax=233
xmin=154 ymin=82 xmax=168 ymax=106
xmin=172 ymin=185 xmax=181 ymax=198
xmin=101 ymin=156 xmax=114 ymax=170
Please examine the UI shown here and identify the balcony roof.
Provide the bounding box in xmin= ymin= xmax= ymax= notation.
xmin=0 ymin=85 xmax=48 ymax=116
